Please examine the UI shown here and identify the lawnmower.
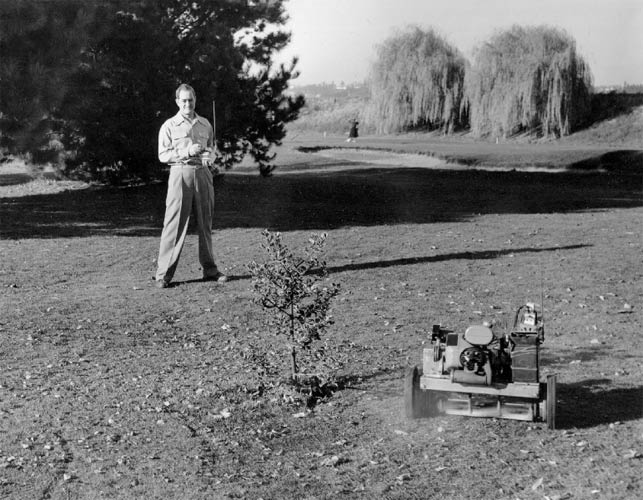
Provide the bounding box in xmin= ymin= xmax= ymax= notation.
xmin=405 ymin=303 xmax=556 ymax=429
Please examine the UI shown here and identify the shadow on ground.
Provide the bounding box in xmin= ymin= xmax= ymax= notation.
xmin=0 ymin=172 xmax=34 ymax=187
xmin=557 ymin=379 xmax=643 ymax=429
xmin=569 ymin=150 xmax=643 ymax=173
xmin=1 ymin=166 xmax=641 ymax=239
xmin=546 ymin=346 xmax=639 ymax=368
xmin=162 ymin=244 xmax=591 ymax=285
xmin=327 ymin=244 xmax=590 ymax=274
xmin=590 ymin=92 xmax=643 ymax=124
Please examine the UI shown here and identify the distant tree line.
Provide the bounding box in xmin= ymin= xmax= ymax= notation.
xmin=367 ymin=25 xmax=593 ymax=138
xmin=0 ymin=0 xmax=305 ymax=182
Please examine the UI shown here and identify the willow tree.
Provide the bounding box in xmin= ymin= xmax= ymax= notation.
xmin=465 ymin=25 xmax=592 ymax=138
xmin=368 ymin=26 xmax=467 ymax=134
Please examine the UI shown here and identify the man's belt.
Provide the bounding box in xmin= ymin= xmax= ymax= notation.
xmin=170 ymin=161 xmax=205 ymax=169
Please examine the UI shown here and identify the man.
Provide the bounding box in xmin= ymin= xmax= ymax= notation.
xmin=346 ymin=119 xmax=359 ymax=142
xmin=154 ymin=83 xmax=227 ymax=288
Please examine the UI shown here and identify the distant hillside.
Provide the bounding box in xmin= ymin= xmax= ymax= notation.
xmin=563 ymin=104 xmax=643 ymax=148
xmin=288 ymin=83 xmax=371 ymax=135
xmin=290 ymin=82 xmax=369 ymax=101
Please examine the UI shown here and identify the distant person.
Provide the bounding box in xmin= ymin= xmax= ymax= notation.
xmin=154 ymin=83 xmax=227 ymax=288
xmin=347 ymin=119 xmax=359 ymax=142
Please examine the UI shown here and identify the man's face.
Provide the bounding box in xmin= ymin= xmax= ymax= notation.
xmin=176 ymin=89 xmax=196 ymax=117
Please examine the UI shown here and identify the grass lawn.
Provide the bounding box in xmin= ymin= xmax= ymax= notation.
xmin=1 ymin=134 xmax=641 ymax=499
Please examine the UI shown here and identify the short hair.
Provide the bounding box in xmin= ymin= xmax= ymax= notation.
xmin=175 ymin=83 xmax=196 ymax=99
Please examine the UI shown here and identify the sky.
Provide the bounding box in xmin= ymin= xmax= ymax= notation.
xmin=274 ymin=0 xmax=643 ymax=87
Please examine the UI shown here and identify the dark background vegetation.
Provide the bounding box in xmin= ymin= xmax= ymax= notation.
xmin=0 ymin=0 xmax=305 ymax=181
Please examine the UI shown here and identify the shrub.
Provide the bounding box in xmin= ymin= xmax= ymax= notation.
xmin=465 ymin=25 xmax=593 ymax=138
xmin=248 ymin=230 xmax=340 ymax=389
xmin=367 ymin=26 xmax=468 ymax=134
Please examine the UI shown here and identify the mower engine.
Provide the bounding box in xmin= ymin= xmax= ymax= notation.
xmin=427 ymin=303 xmax=542 ymax=385
xmin=406 ymin=303 xmax=556 ymax=428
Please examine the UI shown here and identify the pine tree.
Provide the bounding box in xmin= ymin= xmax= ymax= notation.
xmin=0 ymin=0 xmax=95 ymax=162
xmin=1 ymin=0 xmax=305 ymax=181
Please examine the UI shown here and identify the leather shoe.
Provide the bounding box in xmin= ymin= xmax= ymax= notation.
xmin=203 ymin=271 xmax=228 ymax=283
xmin=155 ymin=278 xmax=170 ymax=288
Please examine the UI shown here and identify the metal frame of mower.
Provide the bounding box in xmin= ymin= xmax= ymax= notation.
xmin=405 ymin=304 xmax=557 ymax=429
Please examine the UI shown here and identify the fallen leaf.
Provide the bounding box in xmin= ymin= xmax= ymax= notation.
xmin=531 ymin=476 xmax=544 ymax=490
xmin=321 ymin=455 xmax=340 ymax=467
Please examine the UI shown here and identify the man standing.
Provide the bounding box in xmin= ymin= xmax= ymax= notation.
xmin=346 ymin=119 xmax=359 ymax=142
xmin=155 ymin=83 xmax=227 ymax=288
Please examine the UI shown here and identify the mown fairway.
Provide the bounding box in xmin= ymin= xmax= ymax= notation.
xmin=1 ymin=139 xmax=642 ymax=499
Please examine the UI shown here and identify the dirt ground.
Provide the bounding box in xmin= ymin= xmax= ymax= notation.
xmin=1 ymin=139 xmax=642 ymax=499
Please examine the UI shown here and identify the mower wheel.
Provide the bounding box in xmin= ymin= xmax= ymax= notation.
xmin=404 ymin=366 xmax=433 ymax=418
xmin=546 ymin=374 xmax=557 ymax=430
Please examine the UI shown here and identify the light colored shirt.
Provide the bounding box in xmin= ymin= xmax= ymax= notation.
xmin=158 ymin=111 xmax=213 ymax=165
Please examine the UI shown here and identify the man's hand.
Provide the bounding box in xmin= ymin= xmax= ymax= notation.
xmin=188 ymin=143 xmax=203 ymax=156
xmin=200 ymin=154 xmax=214 ymax=168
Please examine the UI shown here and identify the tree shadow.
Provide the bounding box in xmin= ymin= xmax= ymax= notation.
xmin=0 ymin=172 xmax=33 ymax=187
xmin=589 ymin=92 xmax=643 ymax=124
xmin=544 ymin=345 xmax=639 ymax=369
xmin=327 ymin=244 xmax=590 ymax=274
xmin=188 ymin=243 xmax=591 ymax=284
xmin=1 ymin=166 xmax=641 ymax=239
xmin=169 ymin=274 xmax=247 ymax=287
xmin=336 ymin=366 xmax=401 ymax=390
xmin=556 ymin=379 xmax=643 ymax=429
xmin=568 ymin=150 xmax=643 ymax=174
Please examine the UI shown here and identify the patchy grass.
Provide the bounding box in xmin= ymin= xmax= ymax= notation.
xmin=0 ymin=137 xmax=642 ymax=499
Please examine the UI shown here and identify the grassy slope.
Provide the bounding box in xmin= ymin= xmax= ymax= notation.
xmin=282 ymin=104 xmax=642 ymax=174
